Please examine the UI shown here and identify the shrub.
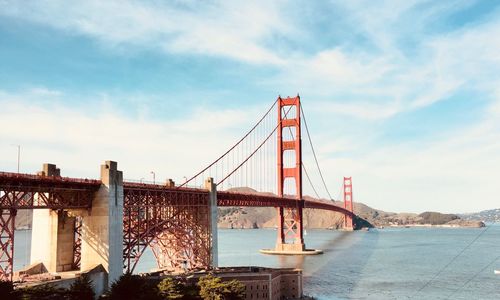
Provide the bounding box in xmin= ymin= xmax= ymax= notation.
xmin=198 ymin=274 xmax=245 ymax=300
xmin=68 ymin=275 xmax=95 ymax=300
xmin=108 ymin=273 xmax=161 ymax=300
xmin=157 ymin=277 xmax=183 ymax=299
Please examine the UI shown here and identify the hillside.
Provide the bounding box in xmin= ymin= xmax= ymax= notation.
xmin=459 ymin=208 xmax=500 ymax=223
xmin=218 ymin=188 xmax=484 ymax=229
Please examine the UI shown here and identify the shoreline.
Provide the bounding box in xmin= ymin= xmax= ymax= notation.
xmin=217 ymin=222 xmax=488 ymax=230
xmin=379 ymin=222 xmax=486 ymax=229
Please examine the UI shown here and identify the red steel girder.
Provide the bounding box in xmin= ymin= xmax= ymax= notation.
xmin=218 ymin=191 xmax=354 ymax=216
xmin=0 ymin=172 xmax=100 ymax=209
xmin=0 ymin=172 xmax=100 ymax=281
xmin=122 ymin=184 xmax=212 ymax=273
xmin=0 ymin=209 xmax=15 ymax=281
xmin=73 ymin=216 xmax=82 ymax=269
xmin=217 ymin=191 xmax=299 ymax=208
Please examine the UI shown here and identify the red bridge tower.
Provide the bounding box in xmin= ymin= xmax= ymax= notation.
xmin=275 ymin=95 xmax=305 ymax=252
xmin=343 ymin=177 xmax=354 ymax=230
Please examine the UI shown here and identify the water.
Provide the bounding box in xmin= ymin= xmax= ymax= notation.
xmin=14 ymin=225 xmax=500 ymax=299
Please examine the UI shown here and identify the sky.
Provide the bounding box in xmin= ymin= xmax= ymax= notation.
xmin=0 ymin=0 xmax=499 ymax=213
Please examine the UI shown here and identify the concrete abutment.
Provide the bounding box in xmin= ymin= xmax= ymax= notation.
xmin=80 ymin=161 xmax=123 ymax=286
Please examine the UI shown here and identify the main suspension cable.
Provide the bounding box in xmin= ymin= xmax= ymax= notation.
xmin=282 ymin=117 xmax=322 ymax=200
xmin=301 ymin=104 xmax=334 ymax=200
xmin=178 ymin=98 xmax=279 ymax=188
xmin=302 ymin=162 xmax=321 ymax=199
xmin=217 ymin=104 xmax=294 ymax=186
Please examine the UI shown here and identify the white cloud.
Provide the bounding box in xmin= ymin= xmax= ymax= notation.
xmin=0 ymin=0 xmax=291 ymax=64
xmin=0 ymin=89 xmax=261 ymax=184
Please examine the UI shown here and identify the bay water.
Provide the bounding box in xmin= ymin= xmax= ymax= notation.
xmin=14 ymin=225 xmax=500 ymax=299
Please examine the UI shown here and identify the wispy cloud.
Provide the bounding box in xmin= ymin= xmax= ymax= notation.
xmin=0 ymin=0 xmax=292 ymax=64
xmin=269 ymin=2 xmax=500 ymax=121
xmin=0 ymin=88 xmax=262 ymax=182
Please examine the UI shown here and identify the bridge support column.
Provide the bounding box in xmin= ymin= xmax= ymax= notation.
xmin=30 ymin=210 xmax=77 ymax=272
xmin=275 ymin=206 xmax=305 ymax=252
xmin=80 ymin=161 xmax=123 ymax=286
xmin=343 ymin=177 xmax=354 ymax=230
xmin=31 ymin=164 xmax=77 ymax=273
xmin=205 ymin=178 xmax=218 ymax=268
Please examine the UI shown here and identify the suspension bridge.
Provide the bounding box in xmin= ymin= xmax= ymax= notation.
xmin=0 ymin=95 xmax=357 ymax=285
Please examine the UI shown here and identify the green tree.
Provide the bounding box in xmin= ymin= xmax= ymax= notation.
xmin=68 ymin=275 xmax=95 ymax=300
xmin=198 ymin=274 xmax=245 ymax=300
xmin=157 ymin=277 xmax=184 ymax=299
xmin=108 ymin=273 xmax=161 ymax=300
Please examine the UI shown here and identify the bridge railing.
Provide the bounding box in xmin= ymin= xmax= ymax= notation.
xmin=0 ymin=171 xmax=101 ymax=185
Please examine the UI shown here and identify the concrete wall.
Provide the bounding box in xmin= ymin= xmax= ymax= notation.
xmin=80 ymin=161 xmax=123 ymax=287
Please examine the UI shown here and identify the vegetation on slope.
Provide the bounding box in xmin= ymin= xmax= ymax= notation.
xmin=101 ymin=273 xmax=245 ymax=300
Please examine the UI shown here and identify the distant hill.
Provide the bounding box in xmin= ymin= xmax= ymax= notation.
xmin=218 ymin=187 xmax=484 ymax=229
xmin=459 ymin=208 xmax=500 ymax=223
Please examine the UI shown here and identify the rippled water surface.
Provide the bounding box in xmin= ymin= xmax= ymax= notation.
xmin=15 ymin=225 xmax=500 ymax=299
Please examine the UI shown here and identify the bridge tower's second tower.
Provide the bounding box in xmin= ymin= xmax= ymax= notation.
xmin=275 ymin=95 xmax=305 ymax=252
xmin=343 ymin=177 xmax=354 ymax=230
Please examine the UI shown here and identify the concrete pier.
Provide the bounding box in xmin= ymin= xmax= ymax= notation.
xmin=30 ymin=210 xmax=77 ymax=272
xmin=205 ymin=178 xmax=218 ymax=268
xmin=31 ymin=164 xmax=77 ymax=273
xmin=80 ymin=161 xmax=123 ymax=286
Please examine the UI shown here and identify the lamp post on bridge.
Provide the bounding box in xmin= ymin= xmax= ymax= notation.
xmin=150 ymin=171 xmax=155 ymax=184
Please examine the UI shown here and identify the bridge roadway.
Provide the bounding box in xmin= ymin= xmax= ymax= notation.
xmin=0 ymin=171 xmax=354 ymax=217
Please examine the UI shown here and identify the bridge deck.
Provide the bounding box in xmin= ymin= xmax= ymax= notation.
xmin=0 ymin=171 xmax=101 ymax=209
xmin=0 ymin=172 xmax=354 ymax=216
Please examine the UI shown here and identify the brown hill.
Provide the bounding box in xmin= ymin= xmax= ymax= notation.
xmin=218 ymin=187 xmax=484 ymax=229
xmin=219 ymin=187 xmax=371 ymax=229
